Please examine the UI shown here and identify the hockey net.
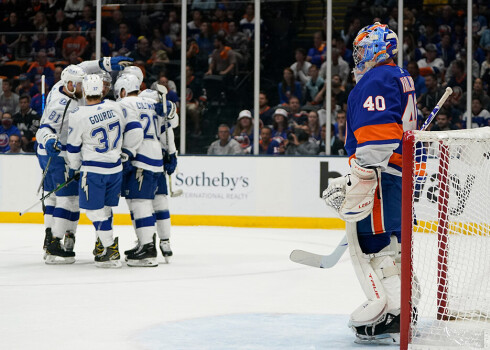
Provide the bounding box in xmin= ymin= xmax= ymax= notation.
xmin=401 ymin=128 xmax=490 ymax=350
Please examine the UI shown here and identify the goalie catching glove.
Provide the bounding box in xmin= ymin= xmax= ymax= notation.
xmin=323 ymin=159 xmax=380 ymax=222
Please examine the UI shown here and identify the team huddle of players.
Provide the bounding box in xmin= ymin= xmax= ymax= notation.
xmin=35 ymin=56 xmax=178 ymax=268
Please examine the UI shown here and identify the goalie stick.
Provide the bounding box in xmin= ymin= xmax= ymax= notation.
xmin=290 ymin=87 xmax=454 ymax=269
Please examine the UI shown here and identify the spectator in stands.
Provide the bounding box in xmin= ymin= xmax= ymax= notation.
xmin=407 ymin=61 xmax=427 ymax=98
xmin=15 ymin=34 xmax=32 ymax=60
xmin=62 ymin=23 xmax=88 ymax=60
xmin=16 ymin=75 xmax=39 ymax=98
xmin=27 ymin=50 xmax=55 ymax=87
xmin=185 ymin=64 xmax=204 ymax=137
xmin=336 ymin=36 xmax=353 ymax=68
xmin=64 ymin=0 xmax=84 ymax=19
xmin=334 ymin=110 xmax=346 ymax=143
xmin=211 ymin=4 xmax=229 ymax=34
xmin=205 ymin=36 xmax=237 ymax=77
xmin=307 ymin=110 xmax=321 ymax=141
xmin=418 ymin=74 xmax=445 ymax=118
xmin=417 ymin=44 xmax=445 ymax=78
xmin=167 ymin=9 xmax=181 ymax=45
xmin=207 ymin=124 xmax=243 ymax=155
xmin=278 ymin=67 xmax=302 ymax=104
xmin=240 ymin=3 xmax=262 ymax=40
xmin=196 ymin=22 xmax=215 ymax=57
xmin=76 ymin=5 xmax=95 ymax=35
xmin=2 ymin=12 xmax=22 ymax=47
xmin=151 ymin=75 xmax=179 ymax=105
xmin=285 ymin=127 xmax=319 ymax=155
xmin=231 ymin=110 xmax=254 ymax=153
xmin=290 ymin=48 xmax=311 ymax=86
xmin=13 ymin=95 xmax=39 ymax=152
xmin=320 ymin=48 xmax=349 ymax=85
xmin=314 ymin=74 xmax=347 ymax=111
xmin=0 ymin=80 xmax=19 ymax=115
xmin=113 ymin=22 xmax=137 ymax=56
xmin=481 ymin=31 xmax=490 ymax=52
xmin=444 ymin=86 xmax=464 ymax=128
xmin=54 ymin=65 xmax=63 ymax=85
xmin=32 ymin=11 xmax=49 ymax=32
xmin=31 ymin=33 xmax=56 ymax=58
xmin=0 ymin=112 xmax=21 ymax=153
xmin=437 ymin=33 xmax=456 ymax=68
xmin=152 ymin=27 xmax=174 ymax=57
xmin=304 ymin=65 xmax=324 ymax=105
xmin=318 ymin=124 xmax=346 ymax=156
xmin=446 ymin=60 xmax=467 ymax=92
xmin=225 ymin=21 xmax=248 ymax=66
xmin=188 ymin=10 xmax=203 ymax=40
xmin=341 ymin=16 xmax=361 ymax=51
xmin=257 ymin=126 xmax=281 ymax=155
xmin=287 ymin=96 xmax=307 ymax=126
xmin=460 ymin=78 xmax=490 ymax=111
xmin=307 ymin=31 xmax=326 ymax=68
xmin=103 ymin=9 xmax=124 ymax=40
xmin=130 ymin=36 xmax=151 ymax=66
xmin=258 ymin=91 xmax=274 ymax=126
xmin=6 ymin=134 xmax=24 ymax=154
xmin=430 ymin=110 xmax=456 ymax=132
xmin=49 ymin=9 xmax=70 ymax=55
xmin=271 ymin=108 xmax=289 ymax=140
xmin=462 ymin=97 xmax=490 ymax=128
xmin=83 ymin=27 xmax=111 ymax=60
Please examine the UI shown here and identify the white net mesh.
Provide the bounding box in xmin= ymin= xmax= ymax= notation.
xmin=408 ymin=127 xmax=490 ymax=349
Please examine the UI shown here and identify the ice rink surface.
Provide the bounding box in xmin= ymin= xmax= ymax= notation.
xmin=0 ymin=224 xmax=399 ymax=350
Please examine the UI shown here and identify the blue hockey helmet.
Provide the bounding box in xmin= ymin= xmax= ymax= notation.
xmin=353 ymin=22 xmax=398 ymax=81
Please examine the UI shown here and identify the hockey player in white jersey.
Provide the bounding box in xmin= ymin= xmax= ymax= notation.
xmin=36 ymin=57 xmax=133 ymax=263
xmin=66 ymin=74 xmax=128 ymax=268
xmin=139 ymin=87 xmax=179 ymax=263
xmin=114 ymin=74 xmax=163 ymax=267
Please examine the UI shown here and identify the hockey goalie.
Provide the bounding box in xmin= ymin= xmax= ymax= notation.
xmin=323 ymin=23 xmax=418 ymax=344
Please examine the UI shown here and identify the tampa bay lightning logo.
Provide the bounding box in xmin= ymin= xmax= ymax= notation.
xmin=0 ymin=133 xmax=8 ymax=148
xmin=72 ymin=107 xmax=79 ymax=113
xmin=59 ymin=98 xmax=67 ymax=105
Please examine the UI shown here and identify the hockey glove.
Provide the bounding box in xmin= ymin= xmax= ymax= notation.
xmin=323 ymin=159 xmax=380 ymax=222
xmin=99 ymin=56 xmax=134 ymax=72
xmin=163 ymin=151 xmax=177 ymax=175
xmin=121 ymin=148 xmax=134 ymax=175
xmin=72 ymin=170 xmax=80 ymax=181
xmin=44 ymin=135 xmax=62 ymax=157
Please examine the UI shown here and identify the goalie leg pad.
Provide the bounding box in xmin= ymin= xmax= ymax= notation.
xmin=346 ymin=223 xmax=401 ymax=337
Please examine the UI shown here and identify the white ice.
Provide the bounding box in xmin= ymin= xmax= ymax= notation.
xmin=0 ymin=224 xmax=399 ymax=349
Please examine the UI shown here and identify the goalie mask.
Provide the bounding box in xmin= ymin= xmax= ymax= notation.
xmin=353 ymin=22 xmax=398 ymax=82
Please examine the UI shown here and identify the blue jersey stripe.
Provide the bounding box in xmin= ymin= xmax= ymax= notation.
xmin=82 ymin=159 xmax=121 ymax=168
xmin=124 ymin=121 xmax=142 ymax=133
xmin=66 ymin=144 xmax=81 ymax=153
xmin=135 ymin=154 xmax=163 ymax=167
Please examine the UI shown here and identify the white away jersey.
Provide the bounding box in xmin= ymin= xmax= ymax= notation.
xmin=36 ymin=81 xmax=81 ymax=157
xmin=66 ymin=100 xmax=125 ymax=175
xmin=119 ymin=96 xmax=163 ymax=173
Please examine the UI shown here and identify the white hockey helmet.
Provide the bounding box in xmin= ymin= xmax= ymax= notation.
xmin=117 ymin=66 xmax=144 ymax=86
xmin=61 ymin=64 xmax=86 ymax=95
xmin=97 ymin=70 xmax=112 ymax=84
xmin=138 ymin=88 xmax=159 ymax=102
xmin=114 ymin=74 xmax=140 ymax=100
xmin=82 ymin=74 xmax=103 ymax=98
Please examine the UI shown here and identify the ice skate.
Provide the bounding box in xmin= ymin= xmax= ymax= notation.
xmin=45 ymin=237 xmax=75 ymax=264
xmin=159 ymin=239 xmax=173 ymax=263
xmin=64 ymin=231 xmax=75 ymax=252
xmin=43 ymin=228 xmax=52 ymax=260
xmin=127 ymin=235 xmax=158 ymax=267
xmin=92 ymin=237 xmax=103 ymax=256
xmin=94 ymin=237 xmax=122 ymax=268
xmin=124 ymin=240 xmax=140 ymax=261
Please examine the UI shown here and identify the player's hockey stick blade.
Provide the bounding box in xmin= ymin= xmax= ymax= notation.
xmin=290 ymin=235 xmax=348 ymax=269
xmin=155 ymin=84 xmax=168 ymax=96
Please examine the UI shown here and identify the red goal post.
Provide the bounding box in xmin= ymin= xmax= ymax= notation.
xmin=401 ymin=128 xmax=490 ymax=349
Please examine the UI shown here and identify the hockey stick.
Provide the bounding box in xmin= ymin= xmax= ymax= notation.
xmin=155 ymin=84 xmax=183 ymax=198
xmin=290 ymin=87 xmax=454 ymax=269
xmin=36 ymin=99 xmax=72 ymax=195
xmin=20 ymin=174 xmax=78 ymax=216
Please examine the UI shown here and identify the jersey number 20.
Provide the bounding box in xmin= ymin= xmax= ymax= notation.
xmin=92 ymin=121 xmax=121 ymax=153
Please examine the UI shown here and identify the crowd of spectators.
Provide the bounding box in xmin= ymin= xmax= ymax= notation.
xmin=1 ymin=1 xmax=490 ymax=155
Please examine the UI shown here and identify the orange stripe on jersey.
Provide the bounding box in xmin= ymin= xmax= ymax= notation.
xmin=389 ymin=153 xmax=402 ymax=168
xmin=372 ymin=177 xmax=385 ymax=234
xmin=354 ymin=123 xmax=403 ymax=145
xmin=348 ymin=154 xmax=356 ymax=166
